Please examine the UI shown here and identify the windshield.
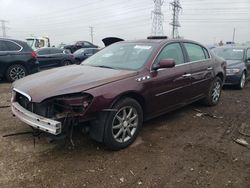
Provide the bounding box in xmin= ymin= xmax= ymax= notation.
xmin=212 ymin=48 xmax=244 ymax=60
xmin=82 ymin=43 xmax=155 ymax=70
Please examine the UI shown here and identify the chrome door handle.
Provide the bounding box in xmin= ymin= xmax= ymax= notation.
xmin=182 ymin=73 xmax=192 ymax=78
xmin=207 ymin=67 xmax=213 ymax=70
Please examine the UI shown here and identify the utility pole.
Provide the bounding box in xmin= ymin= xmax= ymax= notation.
xmin=151 ymin=0 xmax=165 ymax=36
xmin=232 ymin=28 xmax=236 ymax=43
xmin=0 ymin=20 xmax=9 ymax=38
xmin=170 ymin=0 xmax=182 ymax=38
xmin=89 ymin=26 xmax=94 ymax=43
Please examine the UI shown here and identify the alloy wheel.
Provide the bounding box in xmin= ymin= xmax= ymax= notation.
xmin=112 ymin=106 xmax=138 ymax=143
xmin=9 ymin=66 xmax=26 ymax=81
xmin=211 ymin=81 xmax=221 ymax=104
xmin=240 ymin=72 xmax=246 ymax=89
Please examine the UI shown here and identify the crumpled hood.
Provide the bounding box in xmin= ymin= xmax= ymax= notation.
xmin=13 ymin=65 xmax=137 ymax=102
xmin=226 ymin=60 xmax=244 ymax=68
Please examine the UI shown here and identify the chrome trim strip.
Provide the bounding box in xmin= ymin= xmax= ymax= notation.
xmin=13 ymin=88 xmax=32 ymax=102
xmin=155 ymin=85 xmax=190 ymax=97
xmin=12 ymin=102 xmax=62 ymax=135
xmin=191 ymin=77 xmax=212 ymax=85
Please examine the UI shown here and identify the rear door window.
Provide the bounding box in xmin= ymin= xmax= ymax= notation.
xmin=85 ymin=49 xmax=93 ymax=55
xmin=0 ymin=40 xmax=8 ymax=51
xmin=155 ymin=43 xmax=185 ymax=65
xmin=184 ymin=43 xmax=206 ymax=62
xmin=37 ymin=49 xmax=50 ymax=55
xmin=50 ymin=48 xmax=63 ymax=54
xmin=84 ymin=42 xmax=92 ymax=47
xmin=5 ymin=41 xmax=22 ymax=51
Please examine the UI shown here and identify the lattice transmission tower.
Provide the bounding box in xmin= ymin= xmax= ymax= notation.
xmin=0 ymin=20 xmax=9 ymax=38
xmin=170 ymin=0 xmax=182 ymax=38
xmin=151 ymin=0 xmax=165 ymax=36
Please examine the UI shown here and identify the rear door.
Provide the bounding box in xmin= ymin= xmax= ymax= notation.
xmin=37 ymin=49 xmax=52 ymax=68
xmin=183 ymin=42 xmax=214 ymax=100
xmin=48 ymin=48 xmax=64 ymax=66
xmin=149 ymin=42 xmax=192 ymax=115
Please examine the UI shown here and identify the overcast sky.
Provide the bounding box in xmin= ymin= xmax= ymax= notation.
xmin=0 ymin=0 xmax=249 ymax=46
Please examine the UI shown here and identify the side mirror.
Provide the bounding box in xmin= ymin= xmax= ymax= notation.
xmin=153 ymin=59 xmax=176 ymax=70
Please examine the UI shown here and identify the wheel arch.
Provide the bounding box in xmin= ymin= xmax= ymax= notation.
xmin=216 ymin=72 xmax=224 ymax=82
xmin=89 ymin=91 xmax=146 ymax=143
xmin=110 ymin=91 xmax=146 ymax=114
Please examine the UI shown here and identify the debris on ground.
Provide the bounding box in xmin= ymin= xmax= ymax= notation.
xmin=0 ymin=105 xmax=10 ymax=108
xmin=193 ymin=109 xmax=222 ymax=119
xmin=119 ymin=177 xmax=125 ymax=183
xmin=130 ymin=170 xmax=135 ymax=176
xmin=238 ymin=123 xmax=250 ymax=137
xmin=232 ymin=138 xmax=249 ymax=147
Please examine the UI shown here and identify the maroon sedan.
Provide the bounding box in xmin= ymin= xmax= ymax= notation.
xmin=11 ymin=38 xmax=226 ymax=150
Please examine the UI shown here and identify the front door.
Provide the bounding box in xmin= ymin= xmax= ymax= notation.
xmin=148 ymin=42 xmax=192 ymax=116
xmin=246 ymin=48 xmax=250 ymax=77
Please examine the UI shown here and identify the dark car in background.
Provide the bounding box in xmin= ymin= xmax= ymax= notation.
xmin=73 ymin=48 xmax=99 ymax=64
xmin=11 ymin=38 xmax=226 ymax=150
xmin=63 ymin=41 xmax=98 ymax=53
xmin=0 ymin=38 xmax=38 ymax=82
xmin=212 ymin=46 xmax=250 ymax=89
xmin=36 ymin=47 xmax=75 ymax=69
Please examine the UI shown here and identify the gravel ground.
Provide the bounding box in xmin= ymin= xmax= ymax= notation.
xmin=0 ymin=81 xmax=250 ymax=188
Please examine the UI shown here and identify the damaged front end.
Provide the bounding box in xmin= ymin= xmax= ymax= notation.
xmin=11 ymin=88 xmax=93 ymax=136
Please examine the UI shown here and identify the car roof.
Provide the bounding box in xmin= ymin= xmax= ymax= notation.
xmin=0 ymin=38 xmax=26 ymax=44
xmin=120 ymin=38 xmax=207 ymax=48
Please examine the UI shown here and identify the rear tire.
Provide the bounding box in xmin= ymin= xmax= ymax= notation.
xmin=203 ymin=77 xmax=222 ymax=106
xmin=102 ymin=98 xmax=143 ymax=150
xmin=62 ymin=60 xmax=71 ymax=66
xmin=6 ymin=64 xmax=27 ymax=82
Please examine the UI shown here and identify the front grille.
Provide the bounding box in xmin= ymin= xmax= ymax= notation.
xmin=15 ymin=92 xmax=54 ymax=118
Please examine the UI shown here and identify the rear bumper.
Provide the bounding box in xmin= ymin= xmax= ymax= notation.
xmin=11 ymin=102 xmax=61 ymax=135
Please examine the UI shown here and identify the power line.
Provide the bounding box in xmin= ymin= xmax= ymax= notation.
xmin=170 ymin=0 xmax=182 ymax=38
xmin=151 ymin=0 xmax=165 ymax=36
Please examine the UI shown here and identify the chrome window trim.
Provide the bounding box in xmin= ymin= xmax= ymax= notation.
xmin=0 ymin=39 xmax=23 ymax=52
xmin=13 ymin=88 xmax=32 ymax=102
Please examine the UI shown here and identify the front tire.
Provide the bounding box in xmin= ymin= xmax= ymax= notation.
xmin=203 ymin=77 xmax=222 ymax=106
xmin=236 ymin=72 xmax=246 ymax=89
xmin=6 ymin=64 xmax=27 ymax=82
xmin=103 ymin=98 xmax=143 ymax=150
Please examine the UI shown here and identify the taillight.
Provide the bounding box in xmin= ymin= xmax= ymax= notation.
xmin=31 ymin=51 xmax=37 ymax=58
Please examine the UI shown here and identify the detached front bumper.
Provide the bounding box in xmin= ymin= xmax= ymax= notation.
xmin=11 ymin=102 xmax=62 ymax=135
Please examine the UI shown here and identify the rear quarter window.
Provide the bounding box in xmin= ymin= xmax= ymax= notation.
xmin=184 ymin=43 xmax=206 ymax=62
xmin=4 ymin=41 xmax=22 ymax=51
